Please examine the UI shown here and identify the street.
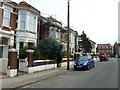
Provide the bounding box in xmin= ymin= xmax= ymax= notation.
xmin=21 ymin=58 xmax=118 ymax=88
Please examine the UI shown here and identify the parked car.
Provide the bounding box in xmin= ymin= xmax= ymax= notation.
xmin=74 ymin=56 xmax=95 ymax=70
xmin=99 ymin=53 xmax=108 ymax=61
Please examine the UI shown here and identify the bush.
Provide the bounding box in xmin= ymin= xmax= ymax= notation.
xmin=19 ymin=46 xmax=28 ymax=59
xmin=19 ymin=45 xmax=43 ymax=60
xmin=38 ymin=37 xmax=63 ymax=60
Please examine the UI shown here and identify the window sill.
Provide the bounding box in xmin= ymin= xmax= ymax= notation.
xmin=16 ymin=29 xmax=36 ymax=34
xmin=2 ymin=26 xmax=11 ymax=29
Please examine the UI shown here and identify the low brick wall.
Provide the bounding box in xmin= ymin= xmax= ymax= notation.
xmin=33 ymin=60 xmax=56 ymax=66
xmin=19 ymin=59 xmax=57 ymax=73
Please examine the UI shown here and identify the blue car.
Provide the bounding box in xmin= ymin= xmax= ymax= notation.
xmin=74 ymin=56 xmax=95 ymax=70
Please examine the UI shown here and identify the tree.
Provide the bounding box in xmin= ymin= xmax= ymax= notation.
xmin=79 ymin=31 xmax=92 ymax=53
xmin=38 ymin=37 xmax=63 ymax=64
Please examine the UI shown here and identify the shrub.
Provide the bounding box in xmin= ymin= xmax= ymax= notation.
xmin=38 ymin=37 xmax=63 ymax=65
xmin=19 ymin=45 xmax=43 ymax=60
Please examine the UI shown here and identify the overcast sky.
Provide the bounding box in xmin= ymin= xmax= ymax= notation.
xmin=13 ymin=0 xmax=119 ymax=45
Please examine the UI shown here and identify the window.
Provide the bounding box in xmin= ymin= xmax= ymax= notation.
xmin=106 ymin=46 xmax=108 ymax=48
xmin=49 ymin=27 xmax=55 ymax=38
xmin=56 ymin=31 xmax=59 ymax=39
xmin=109 ymin=46 xmax=112 ymax=48
xmin=29 ymin=14 xmax=35 ymax=31
xmin=3 ymin=9 xmax=10 ymax=27
xmin=0 ymin=37 xmax=8 ymax=45
xmin=56 ymin=30 xmax=61 ymax=39
xmin=20 ymin=12 xmax=26 ymax=29
xmin=19 ymin=42 xmax=24 ymax=49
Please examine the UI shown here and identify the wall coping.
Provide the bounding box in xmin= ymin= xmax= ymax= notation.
xmin=8 ymin=48 xmax=17 ymax=52
xmin=26 ymin=49 xmax=34 ymax=53
xmin=34 ymin=60 xmax=54 ymax=63
xmin=62 ymin=58 xmax=73 ymax=60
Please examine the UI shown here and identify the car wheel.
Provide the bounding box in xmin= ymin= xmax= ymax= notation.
xmin=74 ymin=67 xmax=77 ymax=70
xmin=93 ymin=64 xmax=95 ymax=68
xmin=87 ymin=65 xmax=90 ymax=70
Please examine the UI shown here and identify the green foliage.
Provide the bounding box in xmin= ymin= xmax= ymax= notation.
xmin=38 ymin=37 xmax=63 ymax=62
xmin=79 ymin=31 xmax=92 ymax=53
xmin=19 ymin=44 xmax=43 ymax=60
xmin=19 ymin=46 xmax=28 ymax=59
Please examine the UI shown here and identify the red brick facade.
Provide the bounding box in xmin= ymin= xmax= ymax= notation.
xmin=10 ymin=13 xmax=18 ymax=30
xmin=0 ymin=8 xmax=3 ymax=28
xmin=8 ymin=50 xmax=17 ymax=69
xmin=97 ymin=44 xmax=113 ymax=57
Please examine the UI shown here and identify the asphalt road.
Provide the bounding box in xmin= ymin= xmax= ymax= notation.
xmin=23 ymin=58 xmax=118 ymax=88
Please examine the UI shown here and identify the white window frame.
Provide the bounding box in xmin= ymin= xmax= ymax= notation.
xmin=29 ymin=13 xmax=36 ymax=32
xmin=3 ymin=8 xmax=10 ymax=27
xmin=20 ymin=12 xmax=26 ymax=30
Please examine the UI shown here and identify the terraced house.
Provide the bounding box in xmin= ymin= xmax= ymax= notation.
xmin=39 ymin=16 xmax=79 ymax=56
xmin=39 ymin=16 xmax=68 ymax=53
xmin=0 ymin=1 xmax=40 ymax=58
xmin=0 ymin=0 xmax=40 ymax=74
xmin=0 ymin=0 xmax=85 ymax=76
xmin=0 ymin=1 xmax=17 ymax=58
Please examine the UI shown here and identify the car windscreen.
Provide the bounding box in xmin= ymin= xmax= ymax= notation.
xmin=77 ymin=56 xmax=89 ymax=61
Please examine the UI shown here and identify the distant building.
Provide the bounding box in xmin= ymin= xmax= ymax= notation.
xmin=113 ymin=42 xmax=120 ymax=58
xmin=97 ymin=44 xmax=113 ymax=57
xmin=74 ymin=31 xmax=80 ymax=53
xmin=69 ymin=28 xmax=76 ymax=55
xmin=89 ymin=40 xmax=96 ymax=54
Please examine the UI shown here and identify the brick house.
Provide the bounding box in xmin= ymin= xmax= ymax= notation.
xmin=0 ymin=1 xmax=40 ymax=58
xmin=15 ymin=1 xmax=40 ymax=54
xmin=97 ymin=44 xmax=113 ymax=57
xmin=39 ymin=16 xmax=68 ymax=53
xmin=74 ymin=31 xmax=79 ymax=53
xmin=113 ymin=42 xmax=120 ymax=58
xmin=89 ymin=40 xmax=96 ymax=54
xmin=0 ymin=1 xmax=18 ymax=58
xmin=0 ymin=1 xmax=41 ymax=74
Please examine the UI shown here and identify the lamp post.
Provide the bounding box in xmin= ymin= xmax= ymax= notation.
xmin=67 ymin=0 xmax=70 ymax=70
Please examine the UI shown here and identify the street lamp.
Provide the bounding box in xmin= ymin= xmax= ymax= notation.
xmin=67 ymin=0 xmax=70 ymax=70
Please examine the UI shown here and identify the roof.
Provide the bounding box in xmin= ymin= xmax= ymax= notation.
xmin=117 ymin=43 xmax=120 ymax=46
xmin=18 ymin=1 xmax=40 ymax=14
xmin=97 ymin=44 xmax=112 ymax=47
xmin=8 ymin=1 xmax=18 ymax=6
xmin=40 ymin=16 xmax=67 ymax=32
xmin=2 ymin=0 xmax=40 ymax=14
xmin=47 ymin=16 xmax=62 ymax=25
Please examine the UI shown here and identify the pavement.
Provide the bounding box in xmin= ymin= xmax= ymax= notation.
xmin=0 ymin=58 xmax=100 ymax=89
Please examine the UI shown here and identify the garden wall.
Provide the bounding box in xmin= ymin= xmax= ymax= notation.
xmin=0 ymin=58 xmax=8 ymax=73
xmin=19 ymin=59 xmax=57 ymax=73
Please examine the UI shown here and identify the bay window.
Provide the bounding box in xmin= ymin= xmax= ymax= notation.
xmin=29 ymin=14 xmax=35 ymax=31
xmin=3 ymin=9 xmax=10 ymax=27
xmin=20 ymin=12 xmax=26 ymax=29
